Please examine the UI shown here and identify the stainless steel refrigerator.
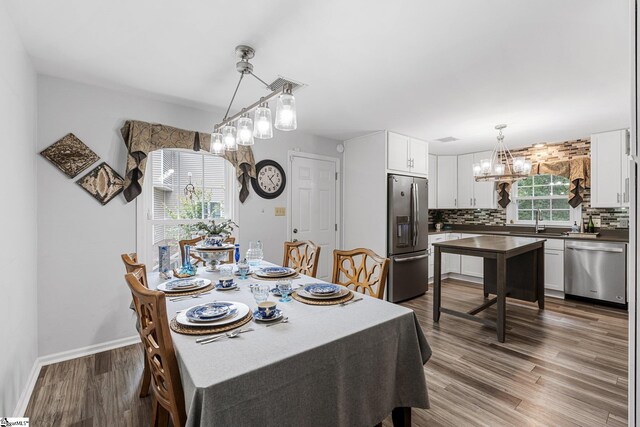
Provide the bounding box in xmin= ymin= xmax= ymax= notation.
xmin=387 ymin=174 xmax=429 ymax=302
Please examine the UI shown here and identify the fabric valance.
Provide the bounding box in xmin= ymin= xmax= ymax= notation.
xmin=120 ymin=120 xmax=255 ymax=203
xmin=496 ymin=157 xmax=590 ymax=208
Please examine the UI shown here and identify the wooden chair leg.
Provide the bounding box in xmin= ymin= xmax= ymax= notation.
xmin=170 ymin=407 xmax=187 ymax=427
xmin=140 ymin=355 xmax=151 ymax=398
xmin=151 ymin=398 xmax=170 ymax=427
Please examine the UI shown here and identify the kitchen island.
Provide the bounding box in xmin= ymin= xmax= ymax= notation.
xmin=432 ymin=235 xmax=546 ymax=342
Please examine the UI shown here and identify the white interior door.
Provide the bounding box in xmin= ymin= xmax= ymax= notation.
xmin=290 ymin=155 xmax=337 ymax=281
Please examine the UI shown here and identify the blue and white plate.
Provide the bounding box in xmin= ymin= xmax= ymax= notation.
xmin=186 ymin=302 xmax=234 ymax=322
xmin=252 ymin=308 xmax=283 ymax=322
xmin=304 ymin=283 xmax=340 ymax=296
xmin=157 ymin=278 xmax=211 ymax=294
xmin=258 ymin=267 xmax=295 ymax=278
xmin=215 ymin=283 xmax=238 ymax=291
xmin=177 ymin=301 xmax=249 ymax=327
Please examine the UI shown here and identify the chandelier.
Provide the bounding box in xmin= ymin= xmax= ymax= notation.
xmin=473 ymin=124 xmax=532 ymax=182
xmin=210 ymin=45 xmax=298 ymax=155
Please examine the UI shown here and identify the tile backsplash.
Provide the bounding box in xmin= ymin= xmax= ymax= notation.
xmin=430 ymin=138 xmax=629 ymax=230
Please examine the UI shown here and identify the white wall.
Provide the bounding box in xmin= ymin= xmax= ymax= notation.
xmin=36 ymin=76 xmax=340 ymax=357
xmin=0 ymin=4 xmax=38 ymax=416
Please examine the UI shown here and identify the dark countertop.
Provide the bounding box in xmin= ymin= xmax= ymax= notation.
xmin=432 ymin=235 xmax=545 ymax=254
xmin=428 ymin=224 xmax=629 ymax=243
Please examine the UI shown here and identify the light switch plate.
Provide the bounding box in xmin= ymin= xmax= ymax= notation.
xmin=620 ymin=218 xmax=629 ymax=228
xmin=275 ymin=207 xmax=286 ymax=216
xmin=593 ymin=218 xmax=601 ymax=228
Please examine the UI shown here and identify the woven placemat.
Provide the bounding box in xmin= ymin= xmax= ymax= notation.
xmin=162 ymin=283 xmax=214 ymax=297
xmin=251 ymin=272 xmax=300 ymax=281
xmin=170 ymin=310 xmax=253 ymax=336
xmin=292 ymin=290 xmax=354 ymax=306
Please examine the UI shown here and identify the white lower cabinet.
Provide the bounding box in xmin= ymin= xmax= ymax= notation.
xmin=544 ymin=239 xmax=565 ymax=294
xmin=460 ymin=234 xmax=483 ymax=278
xmin=428 ymin=234 xmax=447 ymax=279
xmin=444 ymin=233 xmax=461 ymax=274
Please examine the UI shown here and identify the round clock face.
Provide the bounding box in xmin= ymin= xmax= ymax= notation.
xmin=251 ymin=160 xmax=286 ymax=199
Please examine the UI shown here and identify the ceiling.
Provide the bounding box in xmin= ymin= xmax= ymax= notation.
xmin=4 ymin=0 xmax=631 ymax=154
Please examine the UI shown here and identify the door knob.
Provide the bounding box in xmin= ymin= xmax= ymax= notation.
xmin=293 ymin=228 xmax=298 ymax=234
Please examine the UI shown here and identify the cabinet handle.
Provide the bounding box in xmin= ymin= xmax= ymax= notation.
xmin=625 ymin=178 xmax=629 ymax=203
xmin=473 ymin=198 xmax=476 ymax=206
xmin=454 ymin=198 xmax=457 ymax=207
xmin=470 ymin=198 xmax=473 ymax=206
xmin=617 ymin=193 xmax=621 ymax=203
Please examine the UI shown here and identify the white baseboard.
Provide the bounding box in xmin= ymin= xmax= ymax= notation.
xmin=13 ymin=335 xmax=139 ymax=416
xmin=13 ymin=358 xmax=41 ymax=417
xmin=428 ymin=272 xmax=484 ymax=285
xmin=38 ymin=335 xmax=139 ymax=367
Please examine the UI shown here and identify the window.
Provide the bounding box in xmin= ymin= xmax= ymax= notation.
xmin=507 ymin=174 xmax=580 ymax=226
xmin=137 ymin=149 xmax=236 ymax=270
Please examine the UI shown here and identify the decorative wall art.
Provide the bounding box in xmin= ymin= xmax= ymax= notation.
xmin=40 ymin=133 xmax=100 ymax=178
xmin=76 ymin=162 xmax=124 ymax=205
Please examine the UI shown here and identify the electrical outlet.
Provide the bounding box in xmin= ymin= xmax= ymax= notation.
xmin=593 ymin=218 xmax=601 ymax=228
xmin=620 ymin=218 xmax=629 ymax=228
xmin=275 ymin=207 xmax=286 ymax=216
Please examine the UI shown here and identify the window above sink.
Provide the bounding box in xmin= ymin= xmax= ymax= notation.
xmin=507 ymin=174 xmax=581 ymax=227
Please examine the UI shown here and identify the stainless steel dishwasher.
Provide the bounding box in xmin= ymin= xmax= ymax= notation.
xmin=564 ymin=241 xmax=627 ymax=304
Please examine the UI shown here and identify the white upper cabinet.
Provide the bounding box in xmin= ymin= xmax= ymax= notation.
xmin=591 ymin=129 xmax=630 ymax=208
xmin=387 ymin=132 xmax=410 ymax=172
xmin=453 ymin=151 xmax=497 ymax=209
xmin=428 ymin=154 xmax=437 ymax=209
xmin=437 ymin=156 xmax=458 ymax=208
xmin=457 ymin=154 xmax=475 ymax=208
xmin=410 ymin=138 xmax=429 ymax=175
xmin=472 ymin=151 xmax=497 ymax=209
xmin=386 ymin=132 xmax=429 ymax=176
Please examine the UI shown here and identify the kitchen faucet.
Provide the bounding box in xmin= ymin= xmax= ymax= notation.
xmin=535 ymin=209 xmax=546 ymax=233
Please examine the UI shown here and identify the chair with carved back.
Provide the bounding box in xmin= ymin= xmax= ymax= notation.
xmin=120 ymin=253 xmax=151 ymax=398
xmin=331 ymin=248 xmax=390 ymax=300
xmin=125 ymin=273 xmax=187 ymax=427
xmin=283 ymin=241 xmax=321 ymax=278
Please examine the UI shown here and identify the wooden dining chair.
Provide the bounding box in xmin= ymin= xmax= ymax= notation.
xmin=125 ymin=273 xmax=187 ymax=427
xmin=120 ymin=253 xmax=151 ymax=398
xmin=223 ymin=236 xmax=236 ymax=264
xmin=331 ymin=248 xmax=390 ymax=300
xmin=178 ymin=236 xmax=206 ymax=266
xmin=283 ymin=241 xmax=321 ymax=278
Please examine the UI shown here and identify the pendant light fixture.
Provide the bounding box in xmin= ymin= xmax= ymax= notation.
xmin=253 ymin=103 xmax=273 ymax=139
xmin=473 ymin=124 xmax=531 ymax=182
xmin=237 ymin=115 xmax=255 ymax=145
xmin=210 ymin=45 xmax=299 ymax=155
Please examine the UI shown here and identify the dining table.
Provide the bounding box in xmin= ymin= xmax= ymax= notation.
xmin=147 ymin=261 xmax=432 ymax=427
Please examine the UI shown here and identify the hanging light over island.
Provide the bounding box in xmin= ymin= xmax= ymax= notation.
xmin=473 ymin=124 xmax=532 ymax=182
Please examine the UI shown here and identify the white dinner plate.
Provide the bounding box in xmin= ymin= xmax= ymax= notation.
xmin=296 ymin=286 xmax=350 ymax=300
xmin=157 ymin=278 xmax=211 ymax=294
xmin=176 ymin=301 xmax=250 ymax=327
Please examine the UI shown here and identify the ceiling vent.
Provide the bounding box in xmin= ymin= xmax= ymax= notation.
xmin=435 ymin=136 xmax=460 ymax=143
xmin=267 ymin=76 xmax=306 ymax=92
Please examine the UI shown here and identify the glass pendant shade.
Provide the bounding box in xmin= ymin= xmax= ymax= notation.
xmin=494 ymin=163 xmax=505 ymax=175
xmin=523 ymin=160 xmax=532 ymax=174
xmin=253 ymin=105 xmax=273 ymax=139
xmin=210 ymin=132 xmax=225 ymax=155
xmin=480 ymin=159 xmax=491 ymax=175
xmin=513 ymin=157 xmax=525 ymax=173
xmin=472 ymin=163 xmax=482 ymax=177
xmin=222 ymin=125 xmax=237 ymax=151
xmin=275 ymin=93 xmax=297 ymax=131
xmin=237 ymin=116 xmax=255 ymax=146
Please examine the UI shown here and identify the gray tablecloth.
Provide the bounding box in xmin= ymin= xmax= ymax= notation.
xmin=148 ymin=265 xmax=431 ymax=427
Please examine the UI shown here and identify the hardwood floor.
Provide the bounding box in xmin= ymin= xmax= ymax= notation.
xmin=25 ymin=278 xmax=628 ymax=426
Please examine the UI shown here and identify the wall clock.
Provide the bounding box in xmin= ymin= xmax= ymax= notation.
xmin=251 ymin=159 xmax=286 ymax=199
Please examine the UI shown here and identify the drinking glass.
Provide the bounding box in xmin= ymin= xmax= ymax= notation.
xmin=246 ymin=240 xmax=264 ymax=267
xmin=252 ymin=284 xmax=270 ymax=304
xmin=277 ymin=280 xmax=293 ymax=302
xmin=237 ymin=260 xmax=250 ymax=280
